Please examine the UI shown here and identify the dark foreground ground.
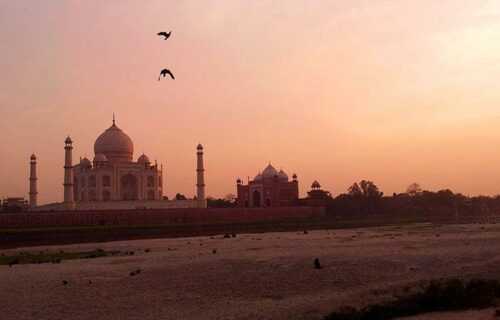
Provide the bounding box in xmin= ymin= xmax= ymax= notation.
xmin=1 ymin=223 xmax=500 ymax=320
xmin=0 ymin=214 xmax=439 ymax=249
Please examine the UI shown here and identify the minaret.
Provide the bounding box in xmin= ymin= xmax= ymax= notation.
xmin=63 ymin=136 xmax=75 ymax=209
xmin=196 ymin=144 xmax=206 ymax=208
xmin=29 ymin=154 xmax=38 ymax=208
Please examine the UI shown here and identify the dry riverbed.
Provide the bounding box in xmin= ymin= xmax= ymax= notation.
xmin=1 ymin=222 xmax=500 ymax=320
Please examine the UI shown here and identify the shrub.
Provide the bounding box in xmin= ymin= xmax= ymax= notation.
xmin=325 ymin=278 xmax=500 ymax=320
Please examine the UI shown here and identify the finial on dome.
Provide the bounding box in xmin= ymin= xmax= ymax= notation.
xmin=112 ymin=113 xmax=116 ymax=126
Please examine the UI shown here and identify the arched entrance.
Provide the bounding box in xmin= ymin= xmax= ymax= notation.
xmin=120 ymin=174 xmax=138 ymax=200
xmin=252 ymin=190 xmax=261 ymax=207
xmin=147 ymin=190 xmax=155 ymax=200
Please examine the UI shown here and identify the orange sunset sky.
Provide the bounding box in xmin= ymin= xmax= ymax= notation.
xmin=1 ymin=0 xmax=500 ymax=204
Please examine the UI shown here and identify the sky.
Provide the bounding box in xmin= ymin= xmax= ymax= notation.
xmin=1 ymin=0 xmax=500 ymax=204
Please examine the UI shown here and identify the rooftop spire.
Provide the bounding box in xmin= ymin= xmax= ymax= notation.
xmin=112 ymin=113 xmax=116 ymax=126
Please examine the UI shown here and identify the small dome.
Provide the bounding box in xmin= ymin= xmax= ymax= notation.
xmin=65 ymin=136 xmax=72 ymax=144
xmin=94 ymin=121 xmax=133 ymax=162
xmin=254 ymin=173 xmax=263 ymax=181
xmin=292 ymin=173 xmax=298 ymax=180
xmin=311 ymin=180 xmax=321 ymax=189
xmin=262 ymin=164 xmax=278 ymax=178
xmin=93 ymin=153 xmax=108 ymax=162
xmin=138 ymin=153 xmax=150 ymax=164
xmin=30 ymin=154 xmax=36 ymax=160
xmin=278 ymin=169 xmax=288 ymax=181
xmin=80 ymin=157 xmax=91 ymax=167
xmin=197 ymin=144 xmax=203 ymax=150
xmin=236 ymin=178 xmax=242 ymax=184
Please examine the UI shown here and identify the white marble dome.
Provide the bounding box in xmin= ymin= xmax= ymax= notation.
xmin=94 ymin=121 xmax=133 ymax=162
xmin=93 ymin=153 xmax=108 ymax=162
xmin=80 ymin=157 xmax=92 ymax=167
xmin=138 ymin=153 xmax=150 ymax=164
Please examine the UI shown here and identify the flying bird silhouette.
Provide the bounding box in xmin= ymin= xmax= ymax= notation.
xmin=159 ymin=69 xmax=175 ymax=80
xmin=157 ymin=31 xmax=171 ymax=40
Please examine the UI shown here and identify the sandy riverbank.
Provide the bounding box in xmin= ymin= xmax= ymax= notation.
xmin=2 ymin=222 xmax=500 ymax=320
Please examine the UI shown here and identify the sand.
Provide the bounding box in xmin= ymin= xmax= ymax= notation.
xmin=1 ymin=222 xmax=500 ymax=320
xmin=396 ymin=309 xmax=497 ymax=320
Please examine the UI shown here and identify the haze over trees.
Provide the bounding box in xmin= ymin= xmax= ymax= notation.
xmin=207 ymin=194 xmax=236 ymax=208
xmin=323 ymin=181 xmax=500 ymax=218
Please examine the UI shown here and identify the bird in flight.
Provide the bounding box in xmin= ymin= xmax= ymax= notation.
xmin=158 ymin=69 xmax=175 ymax=80
xmin=157 ymin=31 xmax=171 ymax=40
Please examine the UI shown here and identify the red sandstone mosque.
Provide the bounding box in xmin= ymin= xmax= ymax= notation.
xmin=28 ymin=117 xmax=206 ymax=211
xmin=236 ymin=164 xmax=299 ymax=207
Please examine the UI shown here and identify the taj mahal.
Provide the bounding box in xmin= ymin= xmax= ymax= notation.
xmin=31 ymin=117 xmax=206 ymax=211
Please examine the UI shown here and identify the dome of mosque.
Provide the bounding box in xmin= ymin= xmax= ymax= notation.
xmin=262 ymin=164 xmax=279 ymax=178
xmin=278 ymin=169 xmax=288 ymax=181
xmin=94 ymin=120 xmax=133 ymax=162
xmin=254 ymin=173 xmax=263 ymax=181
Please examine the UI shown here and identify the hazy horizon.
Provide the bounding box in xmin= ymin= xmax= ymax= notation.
xmin=2 ymin=0 xmax=500 ymax=204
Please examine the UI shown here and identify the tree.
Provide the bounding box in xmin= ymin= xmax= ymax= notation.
xmin=359 ymin=180 xmax=383 ymax=199
xmin=224 ymin=194 xmax=236 ymax=203
xmin=207 ymin=195 xmax=236 ymax=208
xmin=406 ymin=183 xmax=422 ymax=196
xmin=348 ymin=183 xmax=362 ymax=197
xmin=341 ymin=180 xmax=383 ymax=215
xmin=175 ymin=193 xmax=187 ymax=200
xmin=348 ymin=180 xmax=382 ymax=199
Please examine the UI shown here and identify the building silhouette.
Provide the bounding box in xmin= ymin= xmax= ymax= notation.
xmin=236 ymin=164 xmax=298 ymax=207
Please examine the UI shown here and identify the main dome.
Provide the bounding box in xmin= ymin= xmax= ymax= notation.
xmin=94 ymin=121 xmax=134 ymax=163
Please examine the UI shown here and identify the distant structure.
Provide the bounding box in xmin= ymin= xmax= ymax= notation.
xmin=29 ymin=154 xmax=38 ymax=208
xmin=196 ymin=144 xmax=206 ymax=207
xmin=33 ymin=117 xmax=206 ymax=211
xmin=304 ymin=180 xmax=332 ymax=207
xmin=236 ymin=164 xmax=299 ymax=207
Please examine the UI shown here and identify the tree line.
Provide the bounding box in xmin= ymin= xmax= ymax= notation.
xmin=206 ymin=181 xmax=500 ymax=218
xmin=325 ymin=181 xmax=500 ymax=217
